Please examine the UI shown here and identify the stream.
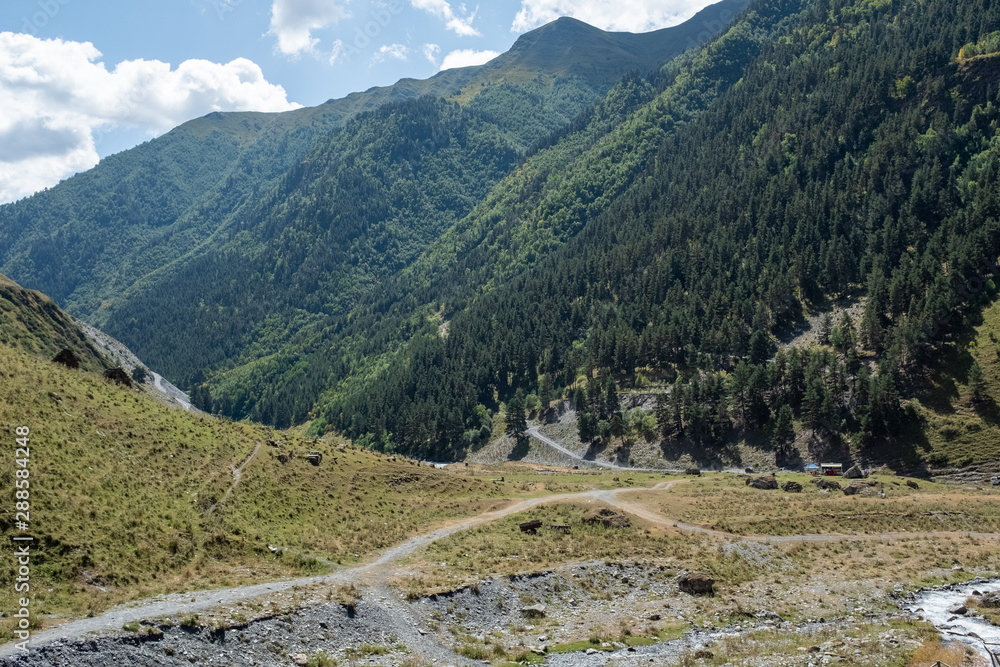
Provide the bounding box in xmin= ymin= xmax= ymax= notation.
xmin=908 ymin=579 xmax=1000 ymax=665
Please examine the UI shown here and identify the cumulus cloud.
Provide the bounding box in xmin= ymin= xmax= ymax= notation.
xmin=411 ymin=0 xmax=480 ymax=36
xmin=422 ymin=43 xmax=441 ymax=65
xmin=371 ymin=43 xmax=410 ymax=63
xmin=511 ymin=0 xmax=716 ymax=33
xmin=269 ymin=0 xmax=350 ymax=57
xmin=0 ymin=32 xmax=300 ymax=204
xmin=439 ymin=48 xmax=498 ymax=71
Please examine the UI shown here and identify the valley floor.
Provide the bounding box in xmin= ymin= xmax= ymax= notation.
xmin=3 ymin=469 xmax=1000 ymax=666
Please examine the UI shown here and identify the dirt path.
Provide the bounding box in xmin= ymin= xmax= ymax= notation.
xmin=527 ymin=426 xmax=663 ymax=471
xmin=4 ymin=481 xmax=999 ymax=658
xmin=205 ymin=439 xmax=262 ymax=517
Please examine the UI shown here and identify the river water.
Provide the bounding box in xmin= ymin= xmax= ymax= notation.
xmin=908 ymin=579 xmax=1000 ymax=664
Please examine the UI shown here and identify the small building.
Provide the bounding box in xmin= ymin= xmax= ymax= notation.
xmin=804 ymin=463 xmax=821 ymax=476
xmin=821 ymin=463 xmax=843 ymax=476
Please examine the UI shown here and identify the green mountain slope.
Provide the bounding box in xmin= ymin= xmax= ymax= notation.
xmin=0 ymin=2 xmax=749 ymax=394
xmin=238 ymin=0 xmax=1000 ymax=466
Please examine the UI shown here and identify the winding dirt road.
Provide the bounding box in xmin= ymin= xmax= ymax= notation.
xmin=5 ymin=478 xmax=998 ymax=660
xmin=527 ymin=426 xmax=663 ymax=471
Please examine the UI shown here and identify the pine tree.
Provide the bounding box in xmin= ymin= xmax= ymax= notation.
xmin=969 ymin=360 xmax=987 ymax=405
xmin=505 ymin=390 xmax=527 ymax=441
xmin=773 ymin=404 xmax=795 ymax=445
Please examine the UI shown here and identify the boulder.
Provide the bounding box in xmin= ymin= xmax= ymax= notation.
xmin=843 ymin=465 xmax=866 ymax=479
xmin=103 ymin=367 xmax=133 ymax=387
xmin=521 ymin=604 xmax=547 ymax=618
xmin=980 ymin=591 xmax=1000 ymax=608
xmin=842 ymin=482 xmax=871 ymax=496
xmin=781 ymin=481 xmax=803 ymax=493
xmin=52 ymin=348 xmax=80 ymax=369
xmin=293 ymin=655 xmax=309 ymax=666
xmin=678 ymin=572 xmax=715 ymax=596
xmin=947 ymin=604 xmax=967 ymax=615
xmin=583 ymin=508 xmax=631 ymax=528
xmin=812 ymin=478 xmax=841 ymax=491
xmin=746 ymin=475 xmax=778 ymax=490
xmin=694 ymin=650 xmax=714 ymax=659
xmin=685 ymin=467 xmax=702 ymax=476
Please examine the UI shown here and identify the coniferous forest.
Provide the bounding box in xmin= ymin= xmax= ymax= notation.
xmin=2 ymin=0 xmax=1000 ymax=465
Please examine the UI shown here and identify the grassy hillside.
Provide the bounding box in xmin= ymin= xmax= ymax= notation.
xmin=0 ymin=274 xmax=106 ymax=372
xmin=0 ymin=338 xmax=525 ymax=640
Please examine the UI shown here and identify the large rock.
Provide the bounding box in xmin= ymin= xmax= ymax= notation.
xmin=685 ymin=467 xmax=702 ymax=476
xmin=52 ymin=348 xmax=80 ymax=369
xmin=812 ymin=478 xmax=841 ymax=491
xmin=746 ymin=475 xmax=778 ymax=490
xmin=521 ymin=604 xmax=547 ymax=618
xmin=842 ymin=482 xmax=871 ymax=496
xmin=103 ymin=367 xmax=133 ymax=387
xmin=781 ymin=480 xmax=803 ymax=493
xmin=583 ymin=508 xmax=631 ymax=528
xmin=843 ymin=465 xmax=866 ymax=479
xmin=980 ymin=591 xmax=1000 ymax=608
xmin=906 ymin=480 xmax=920 ymax=489
xmin=678 ymin=572 xmax=715 ymax=596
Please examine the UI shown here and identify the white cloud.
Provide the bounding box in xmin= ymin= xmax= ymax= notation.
xmin=371 ymin=43 xmax=410 ymax=64
xmin=411 ymin=0 xmax=481 ymax=37
xmin=268 ymin=0 xmax=350 ymax=57
xmin=422 ymin=43 xmax=441 ymax=65
xmin=0 ymin=32 xmax=301 ymax=204
xmin=439 ymin=48 xmax=498 ymax=71
xmin=511 ymin=0 xmax=715 ymax=33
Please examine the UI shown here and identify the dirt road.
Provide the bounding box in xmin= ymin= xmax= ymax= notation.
xmin=3 ymin=480 xmax=998 ymax=659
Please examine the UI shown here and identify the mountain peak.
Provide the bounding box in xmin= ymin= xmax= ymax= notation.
xmin=502 ymin=1 xmax=751 ymax=81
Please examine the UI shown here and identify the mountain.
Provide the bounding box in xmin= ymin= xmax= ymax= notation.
xmin=208 ymin=0 xmax=1000 ymax=469
xmin=0 ymin=3 xmax=751 ymax=410
xmin=4 ymin=0 xmax=999 ymax=471
xmin=0 ymin=0 xmax=748 ymax=316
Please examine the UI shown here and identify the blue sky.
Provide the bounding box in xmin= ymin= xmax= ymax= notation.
xmin=0 ymin=0 xmax=716 ymax=203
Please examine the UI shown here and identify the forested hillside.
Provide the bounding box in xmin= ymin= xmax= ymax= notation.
xmin=3 ymin=0 xmax=998 ymax=468
xmin=0 ymin=0 xmax=748 ymax=397
xmin=289 ymin=0 xmax=1000 ymax=462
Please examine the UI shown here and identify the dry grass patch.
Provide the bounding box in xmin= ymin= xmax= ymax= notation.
xmin=631 ymin=473 xmax=1000 ymax=535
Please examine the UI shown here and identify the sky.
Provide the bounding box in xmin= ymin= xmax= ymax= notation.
xmin=0 ymin=0 xmax=718 ymax=204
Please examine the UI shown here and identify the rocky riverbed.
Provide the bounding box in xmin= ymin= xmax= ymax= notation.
xmin=4 ymin=559 xmax=981 ymax=667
